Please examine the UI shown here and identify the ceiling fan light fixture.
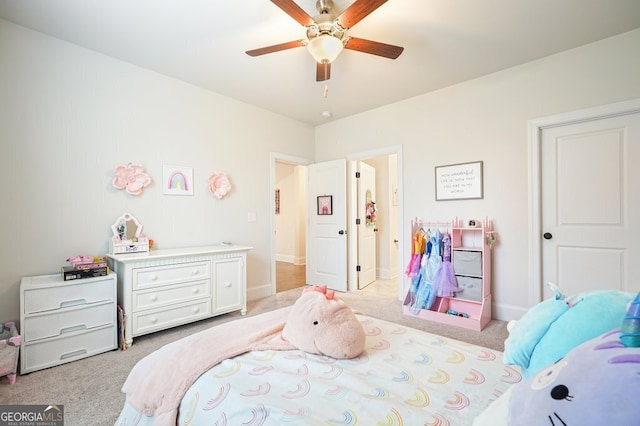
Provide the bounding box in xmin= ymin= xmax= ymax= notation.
xmin=306 ymin=34 xmax=343 ymax=64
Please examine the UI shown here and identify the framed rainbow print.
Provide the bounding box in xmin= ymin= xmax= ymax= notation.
xmin=163 ymin=165 xmax=194 ymax=196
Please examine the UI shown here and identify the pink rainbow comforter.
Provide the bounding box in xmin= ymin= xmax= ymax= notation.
xmin=115 ymin=313 xmax=520 ymax=425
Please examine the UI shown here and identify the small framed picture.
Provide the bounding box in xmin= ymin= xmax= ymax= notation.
xmin=163 ymin=165 xmax=193 ymax=196
xmin=317 ymin=195 xmax=333 ymax=215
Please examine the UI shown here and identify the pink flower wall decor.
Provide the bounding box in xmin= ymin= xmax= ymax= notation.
xmin=112 ymin=163 xmax=152 ymax=196
xmin=208 ymin=172 xmax=231 ymax=199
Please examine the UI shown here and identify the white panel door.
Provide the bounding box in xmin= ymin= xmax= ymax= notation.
xmin=306 ymin=159 xmax=348 ymax=292
xmin=541 ymin=112 xmax=640 ymax=298
xmin=357 ymin=161 xmax=377 ymax=288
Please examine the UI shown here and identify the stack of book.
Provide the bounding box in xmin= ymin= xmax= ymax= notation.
xmin=62 ymin=255 xmax=109 ymax=281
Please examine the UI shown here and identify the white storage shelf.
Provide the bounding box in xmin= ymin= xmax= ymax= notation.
xmin=403 ymin=220 xmax=494 ymax=331
xmin=107 ymin=245 xmax=252 ymax=347
xmin=20 ymin=273 xmax=118 ymax=374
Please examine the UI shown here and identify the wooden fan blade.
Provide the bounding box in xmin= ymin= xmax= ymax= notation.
xmin=337 ymin=0 xmax=387 ymax=29
xmin=271 ymin=0 xmax=315 ymax=27
xmin=246 ymin=40 xmax=305 ymax=56
xmin=316 ymin=61 xmax=331 ymax=81
xmin=344 ymin=37 xmax=404 ymax=59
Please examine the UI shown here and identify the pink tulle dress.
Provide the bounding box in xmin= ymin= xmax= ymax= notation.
xmin=435 ymin=232 xmax=461 ymax=297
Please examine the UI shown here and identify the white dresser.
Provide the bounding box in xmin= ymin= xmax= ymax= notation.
xmin=20 ymin=273 xmax=118 ymax=374
xmin=107 ymin=245 xmax=252 ymax=347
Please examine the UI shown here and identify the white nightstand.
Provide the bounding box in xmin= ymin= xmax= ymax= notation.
xmin=20 ymin=273 xmax=118 ymax=374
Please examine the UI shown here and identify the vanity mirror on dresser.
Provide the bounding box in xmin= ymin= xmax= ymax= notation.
xmin=106 ymin=245 xmax=252 ymax=347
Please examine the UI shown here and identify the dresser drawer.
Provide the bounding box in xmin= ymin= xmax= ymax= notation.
xmin=21 ymin=325 xmax=116 ymax=374
xmin=133 ymin=261 xmax=211 ymax=290
xmin=133 ymin=280 xmax=210 ymax=311
xmin=454 ymin=275 xmax=483 ymax=302
xmin=22 ymin=277 xmax=115 ymax=315
xmin=22 ymin=302 xmax=115 ymax=342
xmin=452 ymin=250 xmax=483 ymax=277
xmin=132 ymin=299 xmax=211 ymax=336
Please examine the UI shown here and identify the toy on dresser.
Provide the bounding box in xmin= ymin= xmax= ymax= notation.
xmin=109 ymin=212 xmax=150 ymax=254
xmin=62 ymin=255 xmax=109 ymax=281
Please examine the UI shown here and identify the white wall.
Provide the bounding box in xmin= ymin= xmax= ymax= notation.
xmin=2 ymin=17 xmax=639 ymax=324
xmin=315 ymin=29 xmax=640 ymax=320
xmin=0 ymin=19 xmax=315 ymax=323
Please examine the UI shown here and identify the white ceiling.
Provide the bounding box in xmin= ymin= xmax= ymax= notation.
xmin=1 ymin=0 xmax=639 ymax=126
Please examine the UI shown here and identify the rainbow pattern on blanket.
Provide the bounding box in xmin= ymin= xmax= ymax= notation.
xmin=115 ymin=315 xmax=521 ymax=425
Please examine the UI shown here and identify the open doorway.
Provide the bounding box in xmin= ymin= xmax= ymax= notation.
xmin=354 ymin=154 xmax=400 ymax=293
xmin=270 ymin=147 xmax=403 ymax=299
xmin=272 ymin=155 xmax=310 ymax=293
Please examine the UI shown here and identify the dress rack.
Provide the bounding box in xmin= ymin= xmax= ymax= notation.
xmin=404 ymin=216 xmax=495 ymax=331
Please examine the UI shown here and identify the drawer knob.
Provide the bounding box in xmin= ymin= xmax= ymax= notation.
xmin=193 ymin=307 xmax=200 ymax=313
xmin=192 ymin=288 xmax=199 ymax=294
xmin=150 ymin=294 xmax=158 ymax=302
xmin=192 ymin=269 xmax=200 ymax=275
xmin=151 ymin=275 xmax=158 ymax=281
xmin=225 ymin=281 xmax=232 ymax=288
xmin=150 ymin=316 xmax=158 ymax=324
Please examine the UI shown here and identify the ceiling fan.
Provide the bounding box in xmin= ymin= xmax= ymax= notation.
xmin=246 ymin=0 xmax=404 ymax=81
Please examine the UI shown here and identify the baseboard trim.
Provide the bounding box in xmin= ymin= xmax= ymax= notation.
xmin=492 ymin=302 xmax=529 ymax=322
xmin=376 ymin=268 xmax=398 ymax=280
xmin=248 ymin=283 xmax=274 ymax=301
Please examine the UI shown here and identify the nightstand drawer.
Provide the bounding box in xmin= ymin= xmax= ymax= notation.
xmin=452 ymin=250 xmax=482 ymax=276
xmin=132 ymin=299 xmax=211 ymax=336
xmin=21 ymin=325 xmax=116 ymax=374
xmin=133 ymin=280 xmax=210 ymax=311
xmin=22 ymin=277 xmax=115 ymax=315
xmin=133 ymin=261 xmax=211 ymax=289
xmin=22 ymin=302 xmax=115 ymax=342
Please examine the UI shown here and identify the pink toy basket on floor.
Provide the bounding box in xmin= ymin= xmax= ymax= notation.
xmin=0 ymin=322 xmax=21 ymax=385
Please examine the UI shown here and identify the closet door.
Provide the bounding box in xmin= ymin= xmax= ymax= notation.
xmin=541 ymin=112 xmax=640 ymax=297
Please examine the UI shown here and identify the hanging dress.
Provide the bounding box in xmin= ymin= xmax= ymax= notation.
xmin=404 ymin=229 xmax=426 ymax=308
xmin=411 ymin=228 xmax=443 ymax=313
xmin=435 ymin=232 xmax=461 ymax=297
xmin=405 ymin=230 xmax=426 ymax=278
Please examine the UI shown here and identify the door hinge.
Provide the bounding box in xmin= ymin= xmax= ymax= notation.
xmin=356 ymin=218 xmax=361 ymax=225
xmin=355 ymin=171 xmax=360 ymax=178
xmin=356 ymin=265 xmax=361 ymax=272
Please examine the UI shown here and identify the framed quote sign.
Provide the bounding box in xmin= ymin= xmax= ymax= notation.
xmin=435 ymin=161 xmax=483 ymax=201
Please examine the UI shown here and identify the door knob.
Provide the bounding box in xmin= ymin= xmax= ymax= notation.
xmin=338 ymin=230 xmax=346 ymax=235
xmin=543 ymin=232 xmax=553 ymax=240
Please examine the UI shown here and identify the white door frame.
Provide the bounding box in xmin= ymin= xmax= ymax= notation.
xmin=527 ymin=98 xmax=640 ymax=307
xmin=269 ymin=152 xmax=312 ymax=297
xmin=347 ymin=145 xmax=404 ymax=299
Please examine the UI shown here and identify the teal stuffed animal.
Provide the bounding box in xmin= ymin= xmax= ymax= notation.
xmin=503 ymin=283 xmax=634 ymax=378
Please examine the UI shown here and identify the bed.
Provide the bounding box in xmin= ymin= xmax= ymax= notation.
xmin=114 ymin=303 xmax=521 ymax=426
